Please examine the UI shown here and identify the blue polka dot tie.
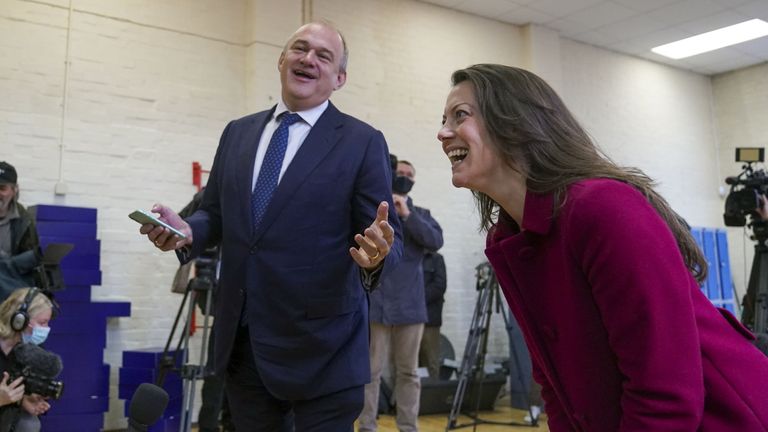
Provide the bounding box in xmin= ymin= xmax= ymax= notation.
xmin=251 ymin=112 xmax=302 ymax=229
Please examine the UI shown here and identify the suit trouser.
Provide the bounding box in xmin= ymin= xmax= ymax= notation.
xmin=359 ymin=322 xmax=424 ymax=432
xmin=418 ymin=325 xmax=441 ymax=380
xmin=225 ymin=325 xmax=363 ymax=432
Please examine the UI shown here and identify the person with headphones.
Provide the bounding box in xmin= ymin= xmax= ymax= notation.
xmin=0 ymin=287 xmax=54 ymax=432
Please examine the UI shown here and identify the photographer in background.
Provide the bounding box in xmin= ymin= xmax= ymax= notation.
xmin=740 ymin=193 xmax=768 ymax=352
xmin=0 ymin=288 xmax=54 ymax=432
xmin=0 ymin=163 xmax=41 ymax=303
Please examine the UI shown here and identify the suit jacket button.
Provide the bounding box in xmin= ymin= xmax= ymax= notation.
xmin=518 ymin=247 xmax=534 ymax=260
xmin=250 ymin=247 xmax=256 ymax=255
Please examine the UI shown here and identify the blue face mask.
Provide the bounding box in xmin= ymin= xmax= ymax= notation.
xmin=22 ymin=326 xmax=50 ymax=345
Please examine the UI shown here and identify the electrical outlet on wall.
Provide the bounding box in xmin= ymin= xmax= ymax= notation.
xmin=54 ymin=182 xmax=68 ymax=196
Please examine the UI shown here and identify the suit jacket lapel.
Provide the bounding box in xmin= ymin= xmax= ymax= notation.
xmin=252 ymin=102 xmax=343 ymax=244
xmin=236 ymin=108 xmax=275 ymax=235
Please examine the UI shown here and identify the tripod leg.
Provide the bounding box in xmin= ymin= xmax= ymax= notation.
xmin=178 ymin=289 xmax=195 ymax=432
xmin=157 ymin=288 xmax=192 ymax=387
xmin=754 ymin=247 xmax=768 ymax=334
xmin=446 ymin=270 xmax=493 ymax=430
xmin=447 ymin=264 xmax=538 ymax=430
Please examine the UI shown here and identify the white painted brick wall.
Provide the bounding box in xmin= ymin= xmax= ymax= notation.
xmin=1 ymin=0 xmax=758 ymax=429
xmin=1 ymin=0 xmax=248 ymax=428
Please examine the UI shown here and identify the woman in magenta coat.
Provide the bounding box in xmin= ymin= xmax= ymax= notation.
xmin=437 ymin=64 xmax=768 ymax=431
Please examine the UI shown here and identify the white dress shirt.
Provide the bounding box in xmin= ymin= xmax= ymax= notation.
xmin=251 ymin=100 xmax=329 ymax=191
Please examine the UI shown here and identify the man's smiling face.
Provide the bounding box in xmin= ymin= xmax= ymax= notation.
xmin=278 ymin=23 xmax=347 ymax=112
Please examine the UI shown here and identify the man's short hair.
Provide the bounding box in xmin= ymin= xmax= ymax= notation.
xmin=0 ymin=161 xmax=17 ymax=184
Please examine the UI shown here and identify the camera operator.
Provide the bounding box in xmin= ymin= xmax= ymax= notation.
xmin=739 ymin=194 xmax=768 ymax=333
xmin=0 ymin=287 xmax=54 ymax=432
xmin=0 ymin=163 xmax=42 ymax=303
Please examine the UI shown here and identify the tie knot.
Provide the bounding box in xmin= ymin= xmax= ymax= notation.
xmin=279 ymin=112 xmax=302 ymax=127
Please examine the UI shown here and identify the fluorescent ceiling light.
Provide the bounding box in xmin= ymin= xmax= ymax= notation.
xmin=652 ymin=19 xmax=768 ymax=59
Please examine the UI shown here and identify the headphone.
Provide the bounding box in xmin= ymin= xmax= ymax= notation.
xmin=10 ymin=288 xmax=39 ymax=332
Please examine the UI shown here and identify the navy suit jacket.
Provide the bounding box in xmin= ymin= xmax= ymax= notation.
xmin=184 ymin=102 xmax=402 ymax=400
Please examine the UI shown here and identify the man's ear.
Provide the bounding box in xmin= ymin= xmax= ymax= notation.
xmin=277 ymin=51 xmax=285 ymax=72
xmin=334 ymin=70 xmax=347 ymax=91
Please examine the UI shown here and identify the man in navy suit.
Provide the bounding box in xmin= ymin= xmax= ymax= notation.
xmin=140 ymin=21 xmax=402 ymax=432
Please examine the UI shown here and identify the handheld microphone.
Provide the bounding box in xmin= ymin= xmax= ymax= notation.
xmin=10 ymin=343 xmax=64 ymax=399
xmin=127 ymin=383 xmax=169 ymax=432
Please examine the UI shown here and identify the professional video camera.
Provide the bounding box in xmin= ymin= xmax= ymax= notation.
xmin=8 ymin=342 xmax=64 ymax=400
xmin=723 ymin=148 xmax=768 ymax=233
xmin=724 ymin=147 xmax=768 ymax=335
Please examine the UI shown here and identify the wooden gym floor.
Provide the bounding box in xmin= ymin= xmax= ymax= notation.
xmin=359 ymin=405 xmax=549 ymax=432
xmin=188 ymin=402 xmax=550 ymax=431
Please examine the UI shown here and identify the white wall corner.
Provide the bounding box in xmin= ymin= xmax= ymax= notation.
xmin=520 ymin=24 xmax=563 ymax=94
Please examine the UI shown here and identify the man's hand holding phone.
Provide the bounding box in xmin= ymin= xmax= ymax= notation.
xmin=130 ymin=204 xmax=193 ymax=251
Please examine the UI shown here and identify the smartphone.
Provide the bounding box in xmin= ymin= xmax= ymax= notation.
xmin=129 ymin=209 xmax=187 ymax=239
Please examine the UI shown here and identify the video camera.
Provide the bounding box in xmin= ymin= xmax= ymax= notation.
xmin=189 ymin=252 xmax=217 ymax=293
xmin=190 ymin=248 xmax=219 ymax=315
xmin=9 ymin=342 xmax=64 ymax=400
xmin=724 ymin=148 xmax=768 ymax=234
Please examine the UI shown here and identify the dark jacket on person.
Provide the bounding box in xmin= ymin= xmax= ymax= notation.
xmin=0 ymin=203 xmax=41 ymax=300
xmin=369 ymin=199 xmax=443 ymax=325
xmin=182 ymin=102 xmax=403 ymax=401
xmin=423 ymin=251 xmax=446 ymax=327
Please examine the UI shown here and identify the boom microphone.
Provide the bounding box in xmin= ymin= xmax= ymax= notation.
xmin=11 ymin=343 xmax=63 ymax=377
xmin=127 ymin=383 xmax=169 ymax=432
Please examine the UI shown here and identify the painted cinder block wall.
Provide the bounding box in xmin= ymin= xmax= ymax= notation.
xmin=3 ymin=0 xmax=765 ymax=428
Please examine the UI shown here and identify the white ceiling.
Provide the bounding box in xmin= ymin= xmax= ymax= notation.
xmin=418 ymin=0 xmax=768 ymax=75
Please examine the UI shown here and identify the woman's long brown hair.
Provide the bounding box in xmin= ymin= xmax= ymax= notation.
xmin=452 ymin=64 xmax=707 ymax=283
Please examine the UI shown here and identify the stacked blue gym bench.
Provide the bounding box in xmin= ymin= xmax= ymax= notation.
xmin=691 ymin=227 xmax=738 ymax=313
xmin=30 ymin=204 xmax=131 ymax=431
xmin=119 ymin=347 xmax=183 ymax=431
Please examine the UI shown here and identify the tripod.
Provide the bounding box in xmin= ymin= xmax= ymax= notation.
xmin=155 ymin=263 xmax=216 ymax=432
xmin=446 ymin=262 xmax=538 ymax=431
xmin=743 ymin=223 xmax=768 ymax=334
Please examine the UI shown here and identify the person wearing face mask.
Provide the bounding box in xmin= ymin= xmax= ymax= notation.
xmin=0 ymin=162 xmax=42 ymax=303
xmin=0 ymin=287 xmax=54 ymax=432
xmin=359 ymin=160 xmax=443 ymax=432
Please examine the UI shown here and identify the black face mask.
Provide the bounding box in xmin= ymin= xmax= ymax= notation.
xmin=392 ymin=176 xmax=414 ymax=195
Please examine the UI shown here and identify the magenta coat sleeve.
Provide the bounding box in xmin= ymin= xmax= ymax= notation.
xmin=563 ymin=181 xmax=704 ymax=430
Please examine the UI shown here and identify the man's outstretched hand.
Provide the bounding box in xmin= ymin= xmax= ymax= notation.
xmin=350 ymin=201 xmax=394 ymax=270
